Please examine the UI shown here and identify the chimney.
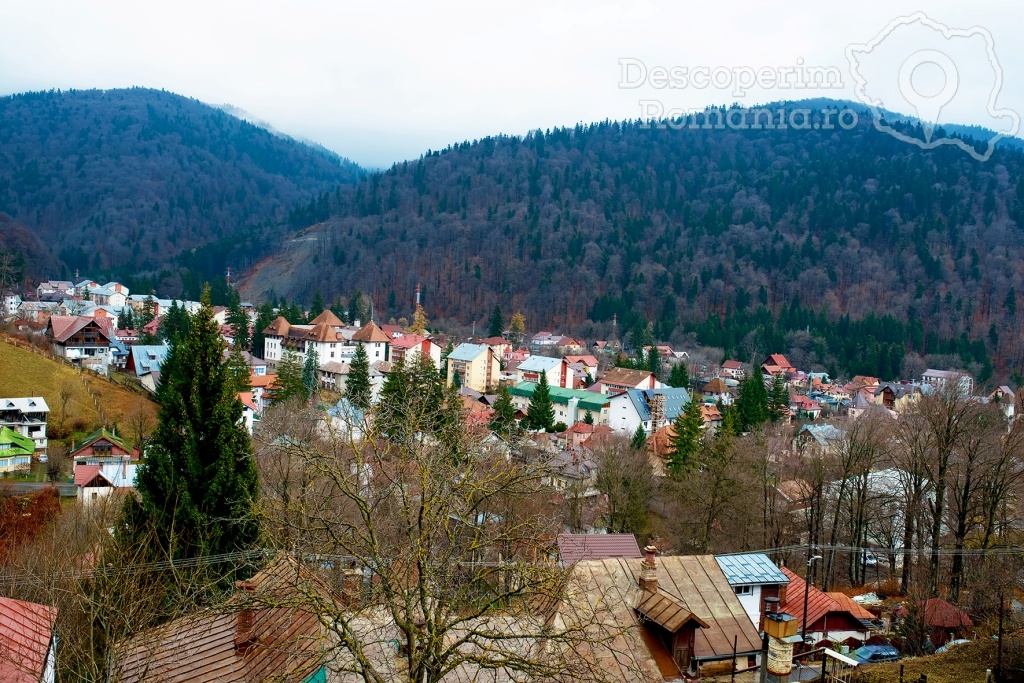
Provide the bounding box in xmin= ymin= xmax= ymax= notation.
xmin=639 ymin=545 xmax=658 ymax=592
xmin=778 ymin=582 xmax=788 ymax=607
xmin=234 ymin=580 xmax=257 ymax=653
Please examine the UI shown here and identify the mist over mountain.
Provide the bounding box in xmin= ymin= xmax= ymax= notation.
xmin=241 ymin=102 xmax=1024 ymax=381
xmin=0 ymin=87 xmax=363 ymax=285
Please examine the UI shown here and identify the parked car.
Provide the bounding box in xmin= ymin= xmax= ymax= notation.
xmin=862 ymin=549 xmax=878 ymax=566
xmin=851 ymin=644 xmax=901 ymax=664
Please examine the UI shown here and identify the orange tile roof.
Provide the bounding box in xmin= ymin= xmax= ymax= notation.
xmin=249 ymin=373 xmax=279 ymax=389
xmin=308 ymin=309 xmax=343 ymax=327
xmin=351 ymin=320 xmax=390 ymax=343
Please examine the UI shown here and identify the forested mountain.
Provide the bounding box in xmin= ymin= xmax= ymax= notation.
xmin=0 ymin=88 xmax=363 ymax=284
xmin=241 ymin=103 xmax=1024 ymax=382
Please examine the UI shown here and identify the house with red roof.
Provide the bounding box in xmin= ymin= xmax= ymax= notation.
xmin=46 ymin=315 xmax=114 ymax=371
xmin=0 ymin=596 xmax=57 ymax=683
xmin=721 ymin=360 xmax=745 ymax=380
xmin=777 ymin=567 xmax=875 ymax=647
xmin=895 ymin=598 xmax=973 ymax=648
xmin=761 ymin=354 xmax=796 ymax=377
xmin=389 ymin=333 xmax=442 ymax=368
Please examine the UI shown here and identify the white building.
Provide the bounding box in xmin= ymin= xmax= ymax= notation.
xmin=715 ymin=553 xmax=791 ymax=629
xmin=0 ymin=397 xmax=49 ymax=452
xmin=608 ymin=387 xmax=691 ymax=436
xmin=922 ymin=368 xmax=974 ymax=396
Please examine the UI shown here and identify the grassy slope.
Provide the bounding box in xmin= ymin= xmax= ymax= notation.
xmin=0 ymin=339 xmax=158 ymax=437
xmin=854 ymin=639 xmax=997 ymax=683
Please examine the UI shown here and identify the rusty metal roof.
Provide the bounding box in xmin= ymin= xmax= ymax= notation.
xmin=635 ymin=590 xmax=709 ymax=632
xmin=566 ymin=554 xmax=763 ymax=671
xmin=115 ymin=555 xmax=331 ymax=683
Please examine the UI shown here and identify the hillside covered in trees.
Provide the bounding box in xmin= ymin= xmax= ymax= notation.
xmin=0 ymin=88 xmax=363 ymax=287
xmin=241 ymin=104 xmax=1024 ymax=383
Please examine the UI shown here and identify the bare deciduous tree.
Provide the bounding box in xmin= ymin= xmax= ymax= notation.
xmin=255 ymin=396 xmax=629 ymax=682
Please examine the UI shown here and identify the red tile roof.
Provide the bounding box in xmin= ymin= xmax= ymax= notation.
xmin=391 ymin=333 xmax=428 ymax=350
xmin=780 ymin=567 xmax=863 ymax=631
xmin=556 ymin=533 xmax=642 ymax=564
xmin=0 ymin=596 xmax=55 ymax=683
xmin=722 ymin=360 xmax=743 ymax=370
xmin=73 ymin=464 xmax=104 ymax=487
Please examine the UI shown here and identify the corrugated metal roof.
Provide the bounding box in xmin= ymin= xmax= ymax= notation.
xmin=566 ymin=555 xmax=763 ymax=665
xmin=715 ymin=553 xmax=790 ymax=587
xmin=557 ymin=533 xmax=641 ymax=565
xmin=447 ymin=343 xmax=490 ymax=362
xmin=635 ymin=590 xmax=709 ymax=632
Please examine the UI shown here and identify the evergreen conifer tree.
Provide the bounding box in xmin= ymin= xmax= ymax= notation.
xmin=489 ymin=384 xmax=518 ymax=437
xmin=668 ymin=362 xmax=689 ymax=389
xmin=583 ymin=410 xmax=594 ymax=425
xmin=226 ymin=290 xmax=251 ymax=350
xmin=487 ymin=305 xmax=505 ymax=338
xmin=275 ymin=350 xmax=306 ymax=402
xmin=124 ymin=287 xmax=258 ymax=559
xmin=117 ymin=307 xmax=135 ymax=331
xmin=302 ymin=346 xmax=320 ymax=399
xmin=161 ymin=300 xmax=192 ymax=345
xmin=630 ymin=424 xmax=647 ymax=451
xmin=525 ymin=372 xmax=555 ymax=432
xmin=311 ymin=288 xmax=326 ymax=318
xmin=735 ymin=373 xmax=770 ymax=431
xmin=250 ymin=302 xmax=275 ymax=359
xmin=767 ymin=373 xmax=790 ymax=422
xmin=668 ymin=397 xmax=704 ymax=475
xmin=345 ymin=342 xmax=372 ymax=410
xmin=226 ymin=344 xmax=252 ymax=393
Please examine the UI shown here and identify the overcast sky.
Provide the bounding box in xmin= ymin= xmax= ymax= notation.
xmin=1 ymin=1 xmax=1021 ymax=168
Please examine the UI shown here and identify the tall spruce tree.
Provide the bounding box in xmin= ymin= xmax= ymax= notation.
xmin=487 ymin=305 xmax=505 ymax=338
xmin=668 ymin=362 xmax=689 ymax=389
xmin=525 ymin=372 xmax=555 ymax=432
xmin=275 ymin=350 xmax=306 ymax=402
xmin=161 ymin=300 xmax=192 ymax=345
xmin=345 ymin=342 xmax=372 ymax=410
xmin=489 ymin=384 xmax=518 ymax=437
xmin=302 ymin=346 xmax=320 ymax=399
xmin=767 ymin=373 xmax=790 ymax=422
xmin=125 ymin=288 xmax=258 ymax=558
xmin=668 ymin=397 xmax=704 ymax=476
xmin=735 ymin=373 xmax=770 ymax=431
xmin=227 ymin=291 xmax=250 ymax=350
xmin=630 ymin=424 xmax=647 ymax=451
xmin=250 ymin=301 xmax=276 ymax=359
xmin=310 ymin=288 xmax=326 ymax=318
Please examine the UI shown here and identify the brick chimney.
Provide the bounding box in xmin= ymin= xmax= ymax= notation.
xmin=234 ymin=580 xmax=257 ymax=653
xmin=639 ymin=545 xmax=658 ymax=592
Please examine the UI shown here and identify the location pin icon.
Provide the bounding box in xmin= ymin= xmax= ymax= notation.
xmin=898 ymin=49 xmax=959 ymax=143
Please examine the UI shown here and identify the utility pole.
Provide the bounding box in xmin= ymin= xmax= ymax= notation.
xmin=802 ymin=548 xmax=822 ymax=647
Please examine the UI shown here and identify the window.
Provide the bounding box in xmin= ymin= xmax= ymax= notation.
xmin=734 ymin=585 xmax=752 ymax=596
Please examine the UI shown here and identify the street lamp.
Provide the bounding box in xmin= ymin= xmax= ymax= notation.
xmin=802 ymin=551 xmax=822 ymax=646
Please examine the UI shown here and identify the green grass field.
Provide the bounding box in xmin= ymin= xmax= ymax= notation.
xmin=0 ymin=338 xmax=158 ymax=437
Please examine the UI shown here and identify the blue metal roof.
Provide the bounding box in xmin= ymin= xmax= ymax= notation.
xmin=447 ymin=343 xmax=489 ymax=362
xmin=517 ymin=355 xmax=563 ymax=373
xmin=715 ymin=553 xmax=790 ymax=587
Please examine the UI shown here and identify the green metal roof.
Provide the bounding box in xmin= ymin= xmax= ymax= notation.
xmin=0 ymin=427 xmax=34 ymax=455
xmin=510 ymin=382 xmax=609 ymax=412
